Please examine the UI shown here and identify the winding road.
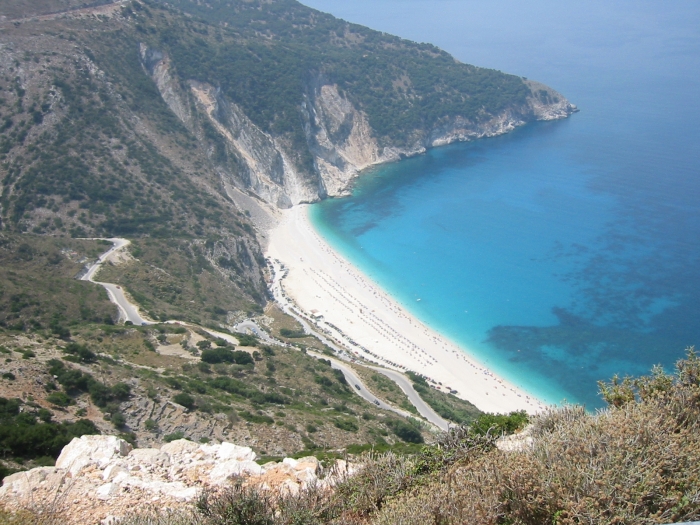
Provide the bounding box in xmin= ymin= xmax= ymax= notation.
xmin=80 ymin=238 xmax=153 ymax=326
xmin=369 ymin=367 xmax=449 ymax=430
xmin=267 ymin=257 xmax=450 ymax=430
xmin=82 ymin=239 xmax=449 ymax=431
xmin=308 ymin=351 xmax=411 ymax=417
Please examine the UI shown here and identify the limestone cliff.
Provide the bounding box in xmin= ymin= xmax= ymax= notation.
xmin=140 ymin=44 xmax=194 ymax=129
xmin=141 ymin=47 xmax=576 ymax=210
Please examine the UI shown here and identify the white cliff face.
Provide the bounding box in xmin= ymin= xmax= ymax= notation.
xmin=188 ymin=81 xmax=318 ymax=208
xmin=139 ymin=44 xmax=193 ymax=128
xmin=303 ymin=83 xmax=381 ymax=197
xmin=140 ymin=46 xmax=576 ymax=211
xmin=140 ymin=46 xmax=320 ymax=208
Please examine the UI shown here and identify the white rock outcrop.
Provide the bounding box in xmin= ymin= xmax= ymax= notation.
xmin=0 ymin=436 xmax=354 ymax=516
xmin=139 ymin=46 xmax=576 ymax=213
xmin=56 ymin=435 xmax=133 ymax=476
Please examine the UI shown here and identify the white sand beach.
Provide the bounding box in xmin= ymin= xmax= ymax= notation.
xmin=266 ymin=205 xmax=547 ymax=415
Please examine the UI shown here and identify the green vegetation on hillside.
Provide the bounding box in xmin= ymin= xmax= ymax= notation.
xmin=116 ymin=350 xmax=700 ymax=525
xmin=0 ymin=321 xmax=436 ymax=472
xmin=95 ymin=238 xmax=266 ymax=325
xmin=0 ymin=234 xmax=117 ymax=330
xmin=0 ymin=7 xmax=269 ymax=325
xmin=0 ymin=38 xmax=211 ymax=237
xmin=0 ymin=397 xmax=98 ymax=480
xmin=151 ymin=0 xmax=530 ymax=149
xmin=405 ymin=371 xmax=482 ymax=424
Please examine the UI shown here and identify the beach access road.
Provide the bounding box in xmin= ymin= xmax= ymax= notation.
xmin=268 ymin=258 xmax=451 ymax=431
xmin=82 ymin=240 xmax=450 ymax=431
xmin=79 ymin=238 xmax=154 ymax=326
xmin=234 ymin=320 xmax=277 ymax=345
xmin=231 ymin=316 xmax=422 ymax=424
xmin=370 ymin=367 xmax=450 ymax=431
xmin=236 ymin=314 xmax=449 ymax=431
xmin=307 ymin=351 xmax=414 ymax=418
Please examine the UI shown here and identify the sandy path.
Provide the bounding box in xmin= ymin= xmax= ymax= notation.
xmin=266 ymin=205 xmax=547 ymax=415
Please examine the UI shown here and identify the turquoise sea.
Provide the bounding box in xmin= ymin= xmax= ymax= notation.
xmin=302 ymin=1 xmax=700 ymax=408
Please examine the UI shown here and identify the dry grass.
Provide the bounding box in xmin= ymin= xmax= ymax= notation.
xmin=85 ymin=350 xmax=700 ymax=525
xmin=374 ymin=348 xmax=700 ymax=525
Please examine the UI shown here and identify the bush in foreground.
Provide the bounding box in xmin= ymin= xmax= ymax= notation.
xmin=375 ymin=348 xmax=700 ymax=525
xmin=112 ymin=349 xmax=700 ymax=525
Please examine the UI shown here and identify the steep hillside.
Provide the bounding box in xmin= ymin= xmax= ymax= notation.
xmin=0 ymin=2 xmax=270 ymax=327
xmin=1 ymin=0 xmax=576 ymax=228
xmin=0 ymin=0 xmax=575 ymax=362
xmin=145 ymin=0 xmax=576 ymax=205
xmin=0 ymin=0 xmax=573 ymax=491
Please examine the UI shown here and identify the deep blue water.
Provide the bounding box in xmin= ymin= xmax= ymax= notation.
xmin=302 ymin=1 xmax=700 ymax=408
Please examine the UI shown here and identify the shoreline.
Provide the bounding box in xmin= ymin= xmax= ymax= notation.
xmin=266 ymin=204 xmax=547 ymax=415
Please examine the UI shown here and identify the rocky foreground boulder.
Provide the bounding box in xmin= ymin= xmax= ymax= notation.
xmin=0 ymin=435 xmax=353 ymax=524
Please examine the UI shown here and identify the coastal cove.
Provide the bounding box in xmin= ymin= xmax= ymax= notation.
xmin=267 ymin=205 xmax=547 ymax=414
xmin=300 ymin=0 xmax=700 ymax=408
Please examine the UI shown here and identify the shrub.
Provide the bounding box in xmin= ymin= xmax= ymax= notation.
xmin=51 ymin=324 xmax=71 ymax=339
xmin=333 ymin=452 xmax=417 ymax=517
xmin=63 ymin=342 xmax=96 ymax=363
xmin=0 ymin=399 xmax=98 ymax=463
xmin=147 ymin=386 xmax=159 ymax=401
xmin=196 ymin=483 xmax=275 ymax=525
xmin=279 ymin=328 xmax=305 ymax=338
xmin=88 ymin=381 xmax=112 ymax=407
xmin=193 ymin=480 xmax=345 ymax=525
xmin=385 ymin=419 xmax=423 ymax=444
xmin=232 ymin=350 xmax=254 ymax=365
xmin=110 ymin=412 xmax=126 ymax=429
xmin=333 ymin=419 xmax=358 ymax=432
xmin=201 ymin=347 xmax=254 ymax=365
xmin=172 ymin=392 xmax=196 ymax=410
xmin=200 ymin=347 xmax=234 ymax=364
xmin=46 ymin=391 xmax=72 ymax=407
xmin=238 ymin=411 xmax=274 ymax=424
xmin=468 ymin=410 xmax=528 ymax=437
xmin=238 ymin=334 xmax=259 ymax=347
xmin=164 ymin=431 xmax=185 ymax=442
xmin=332 ymin=368 xmax=347 ymax=385
xmin=406 ymin=371 xmax=428 ymax=386
xmin=111 ymin=382 xmax=132 ymax=401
